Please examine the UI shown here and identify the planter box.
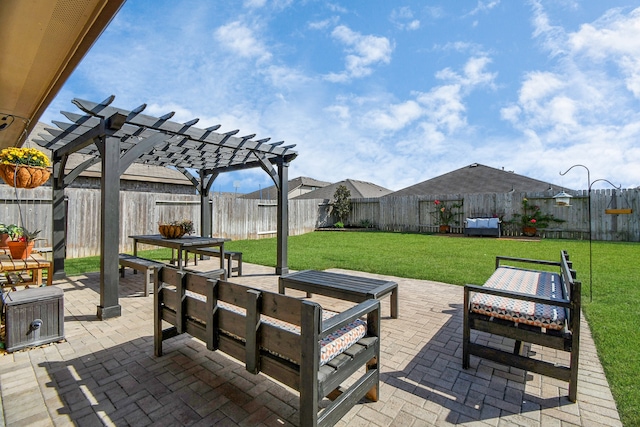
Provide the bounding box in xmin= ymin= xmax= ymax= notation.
xmin=4 ymin=287 xmax=64 ymax=352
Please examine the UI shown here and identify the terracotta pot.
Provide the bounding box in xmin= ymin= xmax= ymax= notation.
xmin=0 ymin=164 xmax=51 ymax=188
xmin=522 ymin=226 xmax=537 ymax=237
xmin=439 ymin=225 xmax=451 ymax=234
xmin=0 ymin=232 xmax=10 ymax=249
xmin=7 ymin=240 xmax=35 ymax=259
xmin=159 ymin=224 xmax=186 ymax=239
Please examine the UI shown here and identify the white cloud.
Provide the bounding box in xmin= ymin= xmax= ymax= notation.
xmin=363 ymin=101 xmax=423 ymax=131
xmin=324 ymin=25 xmax=393 ymax=82
xmin=569 ymin=7 xmax=640 ymax=98
xmin=215 ymin=21 xmax=272 ymax=62
xmin=468 ymin=0 xmax=501 ymax=16
xmin=308 ymin=16 xmax=340 ymax=30
xmin=390 ymin=7 xmax=421 ymax=31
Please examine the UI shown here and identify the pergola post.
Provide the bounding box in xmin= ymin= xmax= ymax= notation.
xmin=200 ymin=170 xmax=213 ymax=237
xmin=276 ymin=160 xmax=289 ymax=275
xmin=97 ymin=130 xmax=123 ymax=319
xmin=51 ymin=161 xmax=67 ymax=279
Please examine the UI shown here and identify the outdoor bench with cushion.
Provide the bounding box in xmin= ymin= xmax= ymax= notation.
xmin=464 ymin=217 xmax=501 ymax=237
xmin=154 ymin=266 xmax=381 ymax=427
xmin=463 ymin=250 xmax=581 ymax=401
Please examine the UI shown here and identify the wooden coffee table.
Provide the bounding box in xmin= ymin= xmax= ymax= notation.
xmin=279 ymin=270 xmax=398 ymax=318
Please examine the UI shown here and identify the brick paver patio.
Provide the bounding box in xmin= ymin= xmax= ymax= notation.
xmin=0 ymin=261 xmax=622 ymax=426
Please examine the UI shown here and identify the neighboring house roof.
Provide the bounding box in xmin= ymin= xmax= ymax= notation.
xmin=241 ymin=176 xmax=330 ymax=200
xmin=387 ymin=163 xmax=570 ymax=197
xmin=295 ymin=179 xmax=393 ymax=201
xmin=25 ymin=122 xmax=192 ymax=186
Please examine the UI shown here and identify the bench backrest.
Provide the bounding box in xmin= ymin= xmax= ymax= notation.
xmin=155 ymin=266 xmax=332 ymax=391
xmin=559 ymin=250 xmax=581 ymax=330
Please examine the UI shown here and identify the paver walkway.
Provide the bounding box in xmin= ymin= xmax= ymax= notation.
xmin=0 ymin=261 xmax=622 ymax=426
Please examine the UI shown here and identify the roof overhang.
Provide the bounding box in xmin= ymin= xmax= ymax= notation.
xmin=0 ymin=0 xmax=125 ymax=150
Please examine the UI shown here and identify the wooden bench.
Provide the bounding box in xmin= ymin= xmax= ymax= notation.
xmin=154 ymin=266 xmax=381 ymax=427
xmin=187 ymin=247 xmax=242 ymax=277
xmin=463 ymin=250 xmax=581 ymax=401
xmin=118 ymin=254 xmax=164 ymax=297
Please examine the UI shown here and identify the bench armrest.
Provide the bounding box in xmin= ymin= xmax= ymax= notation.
xmin=321 ymin=299 xmax=380 ymax=337
xmin=464 ymin=284 xmax=571 ymax=309
xmin=496 ymin=256 xmax=561 ymax=269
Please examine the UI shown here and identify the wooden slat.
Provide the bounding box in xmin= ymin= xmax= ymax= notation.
xmin=260 ymin=291 xmax=302 ymax=325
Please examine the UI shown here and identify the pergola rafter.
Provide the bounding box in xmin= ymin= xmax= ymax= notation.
xmin=34 ymin=95 xmax=297 ymax=319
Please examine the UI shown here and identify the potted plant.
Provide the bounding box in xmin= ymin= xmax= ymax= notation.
xmin=158 ymin=219 xmax=194 ymax=239
xmin=0 ymin=223 xmax=10 ymax=248
xmin=0 ymin=147 xmax=51 ymax=188
xmin=432 ymin=199 xmax=463 ymax=233
xmin=6 ymin=225 xmax=41 ymax=259
xmin=510 ymin=198 xmax=564 ymax=237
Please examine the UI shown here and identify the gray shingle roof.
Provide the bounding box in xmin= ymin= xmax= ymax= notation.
xmin=295 ymin=179 xmax=393 ymax=201
xmin=387 ymin=163 xmax=571 ymax=197
xmin=240 ymin=176 xmax=331 ymax=200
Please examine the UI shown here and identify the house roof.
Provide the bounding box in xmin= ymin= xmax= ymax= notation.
xmin=295 ymin=179 xmax=393 ymax=201
xmin=387 ymin=163 xmax=570 ymax=197
xmin=241 ymin=176 xmax=331 ymax=200
xmin=0 ymin=0 xmax=125 ymax=150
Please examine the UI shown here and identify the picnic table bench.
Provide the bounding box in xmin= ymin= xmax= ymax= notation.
xmin=463 ymin=250 xmax=581 ymax=401
xmin=118 ymin=254 xmax=164 ymax=297
xmin=186 ymin=247 xmax=243 ymax=277
xmin=154 ymin=266 xmax=381 ymax=427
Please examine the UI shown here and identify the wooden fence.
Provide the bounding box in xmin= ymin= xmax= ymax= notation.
xmin=346 ymin=189 xmax=640 ymax=242
xmin=1 ymin=186 xmax=638 ymax=259
xmin=0 ymin=186 xmax=321 ymax=258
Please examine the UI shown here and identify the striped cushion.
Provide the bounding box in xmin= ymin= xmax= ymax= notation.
xmin=470 ymin=266 xmax=567 ymax=330
xmin=218 ymin=301 xmax=367 ymax=366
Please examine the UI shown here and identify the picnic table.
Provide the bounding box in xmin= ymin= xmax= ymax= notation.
xmin=129 ymin=234 xmax=229 ymax=271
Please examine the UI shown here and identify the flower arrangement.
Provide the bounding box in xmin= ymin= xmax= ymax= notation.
xmin=0 ymin=147 xmax=50 ymax=167
xmin=511 ymin=198 xmax=564 ymax=230
xmin=4 ymin=224 xmax=41 ymax=242
xmin=0 ymin=147 xmax=51 ymax=188
xmin=432 ymin=199 xmax=463 ymax=226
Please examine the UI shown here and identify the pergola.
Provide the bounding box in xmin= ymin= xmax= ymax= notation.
xmin=34 ymin=96 xmax=297 ymax=319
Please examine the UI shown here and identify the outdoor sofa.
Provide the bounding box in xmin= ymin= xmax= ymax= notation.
xmin=154 ymin=266 xmax=381 ymax=426
xmin=464 ymin=217 xmax=501 ymax=237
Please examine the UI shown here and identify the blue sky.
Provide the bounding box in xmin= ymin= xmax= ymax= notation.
xmin=43 ymin=0 xmax=640 ymax=194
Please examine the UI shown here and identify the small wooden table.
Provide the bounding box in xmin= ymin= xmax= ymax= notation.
xmin=279 ymin=270 xmax=399 ymax=318
xmin=129 ymin=234 xmax=229 ymax=271
xmin=0 ymin=253 xmax=53 ymax=288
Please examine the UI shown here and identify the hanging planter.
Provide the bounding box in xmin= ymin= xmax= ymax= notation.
xmin=0 ymin=147 xmax=51 ymax=189
xmin=0 ymin=164 xmax=51 ymax=188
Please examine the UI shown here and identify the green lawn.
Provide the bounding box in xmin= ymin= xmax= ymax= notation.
xmin=66 ymin=232 xmax=639 ymax=426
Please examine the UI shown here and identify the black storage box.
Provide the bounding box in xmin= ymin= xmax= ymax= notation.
xmin=4 ymin=286 xmax=64 ymax=352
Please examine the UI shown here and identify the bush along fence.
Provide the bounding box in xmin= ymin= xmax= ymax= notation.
xmin=0 ymin=186 xmax=638 ymax=259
